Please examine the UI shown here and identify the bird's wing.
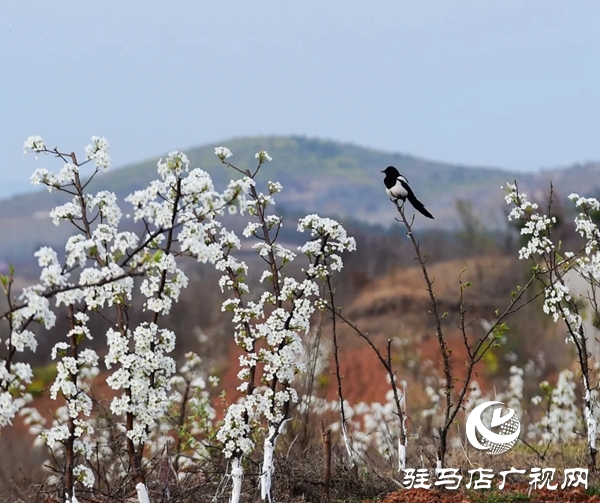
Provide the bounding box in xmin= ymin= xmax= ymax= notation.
xmin=397 ymin=178 xmax=413 ymax=196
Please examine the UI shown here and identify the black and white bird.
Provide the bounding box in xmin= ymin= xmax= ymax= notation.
xmin=381 ymin=166 xmax=434 ymax=219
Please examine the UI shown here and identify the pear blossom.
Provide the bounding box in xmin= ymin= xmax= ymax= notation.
xmin=505 ymin=181 xmax=600 ymax=467
xmin=255 ymin=150 xmax=273 ymax=163
xmin=84 ymin=136 xmax=110 ymax=170
xmin=7 ymin=136 xmax=367 ymax=502
xmin=23 ymin=135 xmax=46 ymax=153
xmin=215 ymin=146 xmax=233 ymax=161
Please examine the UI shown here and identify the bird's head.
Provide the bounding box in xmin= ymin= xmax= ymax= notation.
xmin=381 ymin=166 xmax=400 ymax=177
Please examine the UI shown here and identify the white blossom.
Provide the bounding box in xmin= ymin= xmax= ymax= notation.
xmin=215 ymin=146 xmax=233 ymax=161
xmin=23 ymin=135 xmax=46 ymax=154
xmin=255 ymin=150 xmax=273 ymax=163
xmin=84 ymin=136 xmax=111 ymax=170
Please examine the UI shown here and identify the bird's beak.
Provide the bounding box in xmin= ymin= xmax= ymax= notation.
xmin=380 ymin=170 xmax=385 ymax=173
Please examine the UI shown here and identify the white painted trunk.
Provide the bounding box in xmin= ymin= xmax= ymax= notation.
xmin=398 ymin=383 xmax=408 ymax=472
xmin=583 ymin=379 xmax=597 ymax=451
xmin=397 ymin=410 xmax=408 ymax=472
xmin=260 ymin=420 xmax=289 ymax=501
xmin=398 ymin=442 xmax=406 ymax=472
xmin=230 ymin=457 xmax=243 ymax=503
xmin=340 ymin=420 xmax=355 ymax=466
xmin=260 ymin=426 xmax=276 ymax=501
xmin=336 ymin=397 xmax=355 ymax=465
xmin=66 ymin=492 xmax=78 ymax=503
xmin=136 ymin=483 xmax=151 ymax=503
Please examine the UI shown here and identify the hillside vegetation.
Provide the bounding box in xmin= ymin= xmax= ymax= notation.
xmin=2 ymin=135 xmax=600 ymax=266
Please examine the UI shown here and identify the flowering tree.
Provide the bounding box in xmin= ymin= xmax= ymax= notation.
xmin=7 ymin=137 xmax=250 ymax=502
xmin=1 ymin=136 xmax=359 ymax=503
xmin=505 ymin=182 xmax=600 ymax=469
xmin=209 ymin=149 xmax=356 ymax=502
xmin=374 ymin=197 xmax=541 ymax=468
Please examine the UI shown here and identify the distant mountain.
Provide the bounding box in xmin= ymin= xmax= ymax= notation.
xmin=1 ymin=135 xmax=599 ymax=265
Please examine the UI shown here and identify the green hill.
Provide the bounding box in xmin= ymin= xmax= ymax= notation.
xmin=0 ymin=135 xmax=517 ymax=219
xmin=1 ymin=135 xmax=599 ymax=265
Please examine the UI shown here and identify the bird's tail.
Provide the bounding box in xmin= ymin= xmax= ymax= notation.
xmin=407 ymin=193 xmax=434 ymax=219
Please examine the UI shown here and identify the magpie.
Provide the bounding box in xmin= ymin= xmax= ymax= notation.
xmin=381 ymin=166 xmax=434 ymax=219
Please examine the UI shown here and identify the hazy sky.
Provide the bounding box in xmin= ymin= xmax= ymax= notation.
xmin=1 ymin=1 xmax=599 ymax=197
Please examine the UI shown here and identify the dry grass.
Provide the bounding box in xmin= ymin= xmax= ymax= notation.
xmin=348 ymin=256 xmax=517 ymax=316
xmin=1 ymin=421 xmax=598 ymax=503
xmin=0 ymin=254 xmax=591 ymax=502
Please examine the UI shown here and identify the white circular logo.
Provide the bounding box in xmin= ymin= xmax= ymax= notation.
xmin=465 ymin=401 xmax=520 ymax=455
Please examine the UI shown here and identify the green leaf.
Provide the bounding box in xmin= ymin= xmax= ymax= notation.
xmin=152 ymin=250 xmax=164 ymax=263
xmin=75 ymin=331 xmax=84 ymax=345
